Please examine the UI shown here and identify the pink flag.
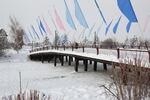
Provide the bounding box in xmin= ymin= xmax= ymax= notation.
xmin=54 ymin=7 xmax=66 ymax=31
xmin=41 ymin=16 xmax=53 ymax=35
xmin=143 ymin=15 xmax=150 ymax=32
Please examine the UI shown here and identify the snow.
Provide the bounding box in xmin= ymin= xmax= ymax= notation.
xmin=0 ymin=46 xmax=115 ymax=100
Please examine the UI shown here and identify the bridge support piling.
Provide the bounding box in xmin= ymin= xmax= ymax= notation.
xmin=61 ymin=56 xmax=64 ymax=66
xmin=68 ymin=56 xmax=72 ymax=65
xmin=41 ymin=56 xmax=44 ymax=63
xmin=71 ymin=57 xmax=73 ymax=62
xmin=66 ymin=56 xmax=68 ymax=62
xmin=75 ymin=58 xmax=79 ymax=72
xmin=48 ymin=57 xmax=50 ymax=63
xmin=84 ymin=60 xmax=88 ymax=71
xmin=90 ymin=60 xmax=92 ymax=64
xmin=94 ymin=61 xmax=97 ymax=71
xmin=54 ymin=56 xmax=57 ymax=67
xmin=103 ymin=63 xmax=107 ymax=70
xmin=82 ymin=46 xmax=85 ymax=53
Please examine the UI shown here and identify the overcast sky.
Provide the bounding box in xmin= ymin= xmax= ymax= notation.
xmin=0 ymin=0 xmax=150 ymax=42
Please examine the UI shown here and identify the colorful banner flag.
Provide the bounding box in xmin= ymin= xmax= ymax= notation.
xmin=117 ymin=0 xmax=138 ymax=33
xmin=39 ymin=19 xmax=46 ymax=33
xmin=113 ymin=16 xmax=122 ymax=34
xmin=105 ymin=20 xmax=113 ymax=35
xmin=24 ymin=32 xmax=30 ymax=43
xmin=97 ymin=22 xmax=103 ymax=34
xmin=88 ymin=24 xmax=95 ymax=36
xmin=49 ymin=14 xmax=58 ymax=30
xmin=64 ymin=0 xmax=76 ymax=30
xmin=28 ymin=29 xmax=34 ymax=40
xmin=74 ymin=0 xmax=89 ymax=28
xmin=94 ymin=0 xmax=107 ymax=25
xmin=54 ymin=6 xmax=66 ymax=31
xmin=41 ymin=16 xmax=52 ymax=35
xmin=143 ymin=15 xmax=150 ymax=32
xmin=31 ymin=25 xmax=40 ymax=39
xmin=37 ymin=19 xmax=44 ymax=37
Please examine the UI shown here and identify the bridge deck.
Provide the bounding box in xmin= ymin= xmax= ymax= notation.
xmin=29 ymin=49 xmax=150 ymax=72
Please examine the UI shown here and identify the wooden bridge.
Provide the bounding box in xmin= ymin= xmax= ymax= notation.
xmin=29 ymin=46 xmax=150 ymax=72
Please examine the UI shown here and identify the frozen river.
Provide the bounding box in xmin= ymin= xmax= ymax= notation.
xmin=0 ymin=47 xmax=114 ymax=100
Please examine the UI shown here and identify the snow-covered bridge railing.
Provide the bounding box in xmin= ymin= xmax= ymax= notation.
xmin=29 ymin=47 xmax=150 ymax=72
xmin=29 ymin=45 xmax=150 ymax=63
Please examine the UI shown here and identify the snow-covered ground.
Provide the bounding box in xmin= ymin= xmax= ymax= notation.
xmin=0 ymin=46 xmax=115 ymax=100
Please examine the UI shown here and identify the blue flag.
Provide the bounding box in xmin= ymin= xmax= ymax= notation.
xmin=37 ymin=19 xmax=44 ymax=37
xmin=88 ymin=24 xmax=95 ymax=36
xmin=97 ymin=22 xmax=103 ymax=34
xmin=31 ymin=25 xmax=40 ymax=39
xmin=64 ymin=0 xmax=76 ymax=30
xmin=94 ymin=0 xmax=107 ymax=25
xmin=39 ymin=19 xmax=46 ymax=33
xmin=28 ymin=29 xmax=34 ymax=40
xmin=117 ymin=0 xmax=138 ymax=33
xmin=24 ymin=32 xmax=30 ymax=43
xmin=113 ymin=16 xmax=122 ymax=34
xmin=74 ymin=0 xmax=89 ymax=28
xmin=105 ymin=20 xmax=113 ymax=35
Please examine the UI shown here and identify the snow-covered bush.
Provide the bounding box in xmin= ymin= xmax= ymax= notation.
xmin=110 ymin=58 xmax=150 ymax=100
xmin=0 ymin=29 xmax=9 ymax=55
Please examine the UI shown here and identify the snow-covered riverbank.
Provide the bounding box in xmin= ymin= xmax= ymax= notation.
xmin=0 ymin=46 xmax=114 ymax=100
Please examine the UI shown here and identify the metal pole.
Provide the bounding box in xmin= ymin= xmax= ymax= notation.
xmin=19 ymin=72 xmax=22 ymax=94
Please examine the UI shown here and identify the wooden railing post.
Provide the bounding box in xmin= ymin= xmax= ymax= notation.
xmin=63 ymin=45 xmax=66 ymax=51
xmin=82 ymin=46 xmax=85 ymax=53
xmin=96 ymin=47 xmax=99 ymax=55
xmin=148 ymin=50 xmax=150 ymax=63
xmin=72 ymin=45 xmax=74 ymax=51
xmin=117 ymin=48 xmax=120 ymax=59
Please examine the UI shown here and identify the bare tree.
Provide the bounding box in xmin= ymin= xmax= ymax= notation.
xmin=53 ymin=30 xmax=60 ymax=48
xmin=9 ymin=16 xmax=24 ymax=52
xmin=144 ymin=39 xmax=150 ymax=50
xmin=93 ymin=32 xmax=100 ymax=47
xmin=121 ymin=38 xmax=130 ymax=48
xmin=43 ymin=36 xmax=51 ymax=46
xmin=101 ymin=38 xmax=118 ymax=49
xmin=130 ymin=36 xmax=138 ymax=48
xmin=61 ymin=34 xmax=68 ymax=45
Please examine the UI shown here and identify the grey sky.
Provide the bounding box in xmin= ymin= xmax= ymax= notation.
xmin=0 ymin=0 xmax=150 ymax=42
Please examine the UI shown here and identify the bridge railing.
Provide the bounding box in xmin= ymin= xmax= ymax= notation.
xmin=29 ymin=45 xmax=150 ymax=63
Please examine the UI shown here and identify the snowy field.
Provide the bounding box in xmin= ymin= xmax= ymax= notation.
xmin=0 ymin=46 xmax=115 ymax=100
